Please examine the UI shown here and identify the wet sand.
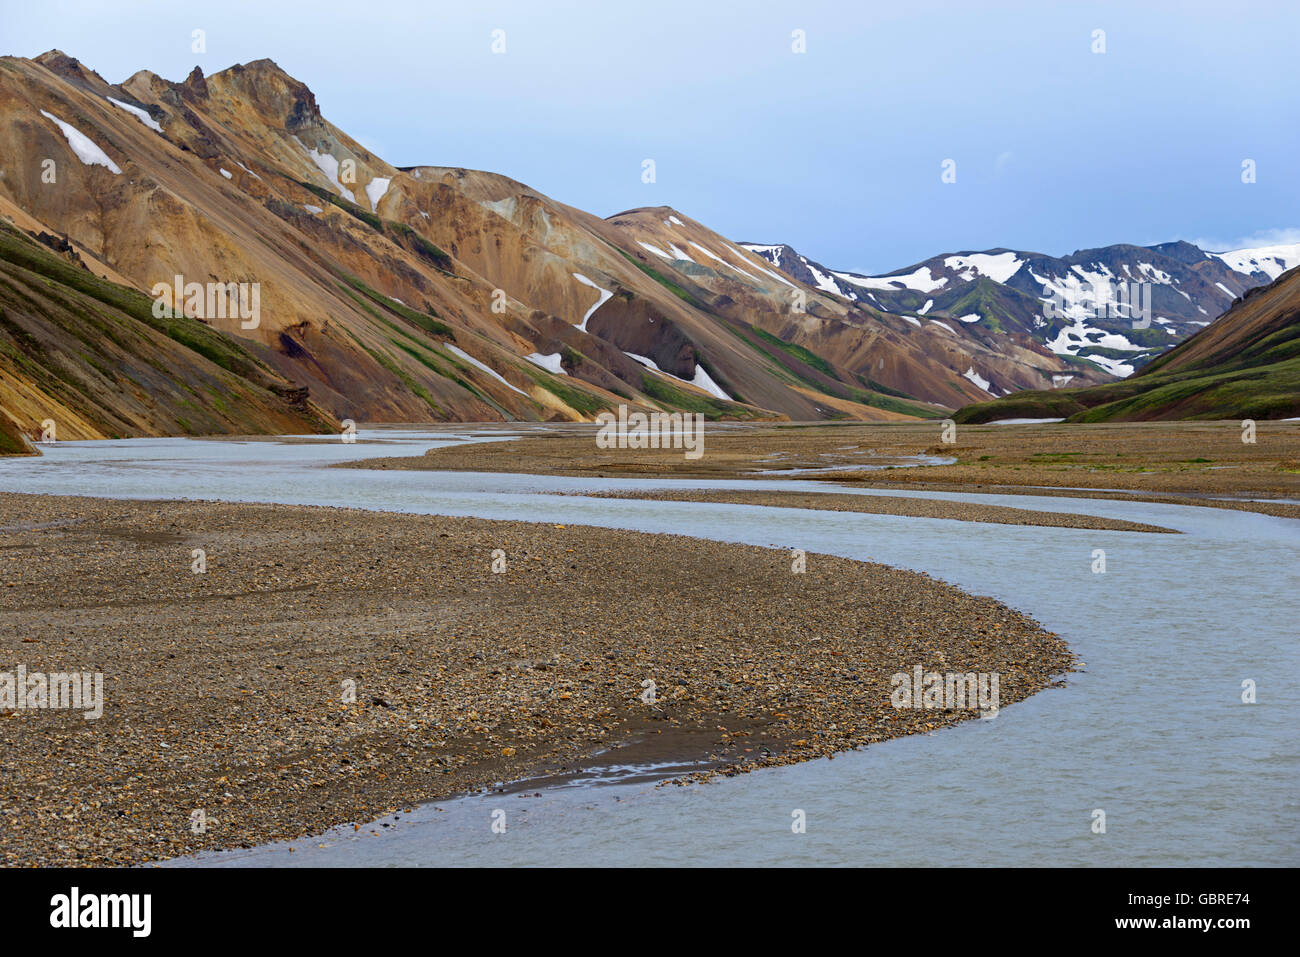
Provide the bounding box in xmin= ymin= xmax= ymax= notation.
xmin=0 ymin=492 xmax=1072 ymax=866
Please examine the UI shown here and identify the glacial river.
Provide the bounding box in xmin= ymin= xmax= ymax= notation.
xmin=1 ymin=427 xmax=1296 ymax=867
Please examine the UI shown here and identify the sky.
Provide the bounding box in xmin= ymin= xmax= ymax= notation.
xmin=5 ymin=0 xmax=1298 ymax=273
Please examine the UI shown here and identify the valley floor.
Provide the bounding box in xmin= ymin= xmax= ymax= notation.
xmin=0 ymin=493 xmax=1070 ymax=866
xmin=350 ymin=420 xmax=1300 ymax=518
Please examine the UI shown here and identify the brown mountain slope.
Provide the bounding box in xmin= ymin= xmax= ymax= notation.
xmin=1 ymin=53 xmax=520 ymax=423
xmin=0 ymin=51 xmax=1109 ymax=433
xmin=1 ymin=52 xmax=777 ymax=425
xmin=1137 ymin=269 xmax=1299 ymax=377
xmin=0 ymin=220 xmax=336 ymax=440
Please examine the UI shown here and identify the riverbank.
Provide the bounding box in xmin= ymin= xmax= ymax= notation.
xmin=0 ymin=492 xmax=1073 ymax=866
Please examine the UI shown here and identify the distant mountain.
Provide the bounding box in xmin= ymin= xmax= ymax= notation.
xmin=0 ymin=50 xmax=1119 ymax=438
xmin=742 ymin=240 xmax=1300 ymax=379
xmin=952 ymin=262 xmax=1300 ymax=422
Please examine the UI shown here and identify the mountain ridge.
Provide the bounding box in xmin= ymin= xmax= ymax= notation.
xmin=742 ymin=237 xmax=1299 ymax=379
xmin=0 ymin=51 xmax=1198 ymax=440
xmin=951 ymin=262 xmax=1300 ymax=423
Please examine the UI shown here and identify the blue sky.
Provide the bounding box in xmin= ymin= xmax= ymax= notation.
xmin=7 ymin=0 xmax=1297 ymax=272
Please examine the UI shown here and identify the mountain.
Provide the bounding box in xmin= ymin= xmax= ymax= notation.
xmin=0 ymin=51 xmax=1115 ymax=438
xmin=952 ymin=263 xmax=1300 ymax=422
xmin=0 ymin=220 xmax=337 ymax=441
xmin=742 ymin=239 xmax=1300 ymax=380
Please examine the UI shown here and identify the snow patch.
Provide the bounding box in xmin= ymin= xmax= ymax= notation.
xmin=624 ymin=352 xmax=660 ymax=371
xmin=963 ymin=366 xmax=992 ymax=393
xmin=804 ymin=262 xmax=844 ymax=294
xmin=303 ymin=144 xmax=356 ymax=203
xmin=1070 ymin=262 xmax=1117 ymax=287
xmin=836 ymin=265 xmax=946 ymax=293
xmin=740 ymin=243 xmax=784 ymax=267
xmin=525 ymin=352 xmax=566 ymax=375
xmin=1082 ymin=353 xmax=1136 ymax=377
xmin=943 ymin=251 xmax=1024 ymax=283
xmin=689 ymin=243 xmax=762 ymax=284
xmin=1046 ymin=318 xmax=1143 ymax=367
xmin=445 ymin=344 xmax=529 ymax=397
xmin=1210 ymin=243 xmax=1300 ymax=281
xmin=637 ymin=240 xmax=673 ymax=260
xmin=39 ymin=110 xmax=120 ymax=173
xmin=731 ymin=244 xmax=795 ymax=287
xmin=365 ymin=176 xmax=392 ymax=213
xmin=691 ymin=364 xmax=731 ymax=401
xmin=626 ymin=352 xmax=730 ymax=400
xmin=106 ymin=96 xmax=162 ymax=132
xmin=571 ymin=273 xmax=613 ymax=332
xmin=1136 ymin=262 xmax=1173 ymax=284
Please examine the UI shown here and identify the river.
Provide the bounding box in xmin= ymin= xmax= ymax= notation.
xmin=2 ymin=427 xmax=1295 ymax=866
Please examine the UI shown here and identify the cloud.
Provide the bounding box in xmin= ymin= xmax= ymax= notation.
xmin=1186 ymin=226 xmax=1300 ymax=252
xmin=994 ymin=151 xmax=1014 ymax=175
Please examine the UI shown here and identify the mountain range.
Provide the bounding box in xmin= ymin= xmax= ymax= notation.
xmin=742 ymin=239 xmax=1300 ymax=380
xmin=953 ymin=261 xmax=1300 ymax=423
xmin=0 ymin=51 xmax=1126 ymax=440
xmin=0 ymin=50 xmax=1294 ymax=444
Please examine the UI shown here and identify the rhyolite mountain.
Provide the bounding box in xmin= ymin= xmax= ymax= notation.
xmin=742 ymin=239 xmax=1300 ymax=380
xmin=0 ymin=219 xmax=337 ymax=442
xmin=0 ymin=51 xmax=1123 ymax=441
xmin=952 ymin=261 xmax=1300 ymax=422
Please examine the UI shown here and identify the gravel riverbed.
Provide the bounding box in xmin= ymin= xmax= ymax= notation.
xmin=0 ymin=492 xmax=1074 ymax=865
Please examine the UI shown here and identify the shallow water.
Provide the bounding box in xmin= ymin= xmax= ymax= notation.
xmin=2 ymin=429 xmax=1296 ymax=866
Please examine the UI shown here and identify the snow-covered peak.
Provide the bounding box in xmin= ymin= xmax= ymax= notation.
xmin=1209 ymin=243 xmax=1300 ymax=281
xmin=835 ymin=264 xmax=947 ymax=293
xmin=942 ymin=251 xmax=1024 ymax=283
